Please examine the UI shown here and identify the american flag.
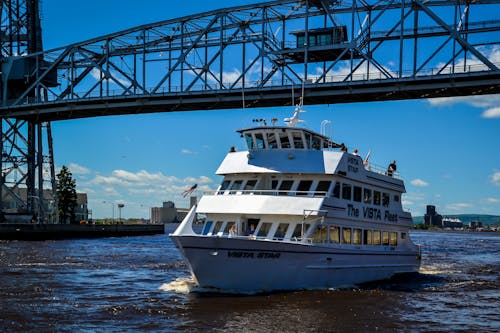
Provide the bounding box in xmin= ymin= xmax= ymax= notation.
xmin=182 ymin=184 xmax=198 ymax=197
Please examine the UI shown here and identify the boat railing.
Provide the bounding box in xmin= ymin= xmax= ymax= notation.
xmin=211 ymin=190 xmax=329 ymax=197
xmin=364 ymin=162 xmax=401 ymax=179
xmin=208 ymin=232 xmax=313 ymax=244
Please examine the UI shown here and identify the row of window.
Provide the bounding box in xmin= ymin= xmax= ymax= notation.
xmin=218 ymin=178 xmax=400 ymax=207
xmin=201 ymin=220 xmax=407 ymax=248
xmin=332 ymin=182 xmax=399 ymax=207
xmin=244 ymin=130 xmax=323 ymax=151
xmin=311 ymin=225 xmax=406 ymax=246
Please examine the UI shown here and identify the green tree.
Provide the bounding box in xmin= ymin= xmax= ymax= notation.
xmin=57 ymin=165 xmax=78 ymax=224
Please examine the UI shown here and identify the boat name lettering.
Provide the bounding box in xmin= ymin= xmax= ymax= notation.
xmin=347 ymin=204 xmax=359 ymax=217
xmin=384 ymin=211 xmax=398 ymax=222
xmin=347 ymin=157 xmax=359 ymax=173
xmin=227 ymin=251 xmax=281 ymax=259
xmin=363 ymin=207 xmax=382 ymax=220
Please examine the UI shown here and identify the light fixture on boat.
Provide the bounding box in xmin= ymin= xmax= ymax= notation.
xmin=288 ymin=153 xmax=295 ymax=159
xmin=247 ymin=153 xmax=254 ymax=159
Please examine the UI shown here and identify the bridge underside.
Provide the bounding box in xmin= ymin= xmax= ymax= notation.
xmin=6 ymin=72 xmax=499 ymax=122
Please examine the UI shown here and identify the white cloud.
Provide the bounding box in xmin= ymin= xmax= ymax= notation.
xmin=68 ymin=163 xmax=91 ymax=175
xmin=482 ymin=197 xmax=500 ymax=204
xmin=491 ymin=171 xmax=500 ymax=186
xmin=445 ymin=202 xmax=472 ymax=212
xmin=181 ymin=149 xmax=197 ymax=154
xmin=410 ymin=178 xmax=429 ymax=187
xmin=482 ymin=107 xmax=500 ymax=118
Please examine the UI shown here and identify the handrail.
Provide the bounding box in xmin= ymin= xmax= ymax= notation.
xmin=210 ymin=189 xmax=329 ymax=197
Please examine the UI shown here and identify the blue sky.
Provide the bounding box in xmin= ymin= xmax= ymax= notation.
xmin=40 ymin=1 xmax=499 ymax=218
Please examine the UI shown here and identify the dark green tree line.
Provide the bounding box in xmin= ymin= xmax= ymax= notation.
xmin=56 ymin=165 xmax=78 ymax=224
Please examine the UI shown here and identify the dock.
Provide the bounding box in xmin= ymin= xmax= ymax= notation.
xmin=0 ymin=224 xmax=165 ymax=241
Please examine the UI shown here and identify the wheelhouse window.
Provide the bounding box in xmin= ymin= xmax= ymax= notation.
xmin=255 ymin=133 xmax=265 ymax=149
xmin=267 ymin=132 xmax=278 ymax=148
xmin=279 ymin=180 xmax=294 ymax=195
xmin=271 ymin=180 xmax=279 ymax=190
xmin=374 ymin=191 xmax=381 ymax=205
xmin=304 ymin=133 xmax=312 ymax=149
xmin=353 ymin=186 xmax=362 ymax=202
xmin=364 ymin=188 xmax=372 ymax=204
xmin=245 ymin=133 xmax=254 ymax=149
xmin=394 ymin=195 xmax=400 ymax=203
xmin=223 ymin=222 xmax=235 ymax=234
xmin=279 ymin=132 xmax=291 ymax=148
xmin=296 ymin=180 xmax=313 ymax=196
xmin=229 ymin=180 xmax=243 ymax=194
xmin=219 ymin=180 xmax=230 ymax=194
xmin=243 ymin=179 xmax=257 ymax=191
xmin=202 ymin=221 xmax=213 ymax=235
xmin=329 ymin=226 xmax=340 ymax=243
xmin=342 ymin=183 xmax=352 ymax=200
xmin=332 ymin=182 xmax=340 ymax=198
xmin=292 ymin=131 xmax=304 ymax=149
xmin=311 ymin=136 xmax=321 ymax=150
xmin=257 ymin=223 xmax=272 ymax=238
xmin=401 ymin=232 xmax=407 ymax=240
xmin=315 ymin=181 xmax=331 ymax=196
xmin=363 ymin=230 xmax=372 ymax=245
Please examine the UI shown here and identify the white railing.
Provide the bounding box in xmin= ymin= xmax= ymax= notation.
xmin=209 ymin=190 xmax=328 ymax=197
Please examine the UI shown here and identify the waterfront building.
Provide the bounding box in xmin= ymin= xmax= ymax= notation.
xmin=424 ymin=205 xmax=443 ymax=227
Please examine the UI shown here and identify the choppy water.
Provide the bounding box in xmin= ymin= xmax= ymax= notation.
xmin=0 ymin=231 xmax=498 ymax=332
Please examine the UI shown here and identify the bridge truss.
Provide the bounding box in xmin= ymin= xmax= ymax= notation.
xmin=0 ymin=0 xmax=499 ymax=219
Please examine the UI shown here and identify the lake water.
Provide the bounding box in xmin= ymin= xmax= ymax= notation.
xmin=0 ymin=230 xmax=498 ymax=332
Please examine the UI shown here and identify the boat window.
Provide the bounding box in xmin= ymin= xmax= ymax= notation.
xmin=243 ymin=179 xmax=257 ymax=191
xmin=329 ymin=226 xmax=340 ymax=243
xmin=292 ymin=131 xmax=304 ymax=149
xmin=342 ymin=183 xmax=352 ymax=200
xmin=213 ymin=221 xmax=224 ymax=234
xmin=394 ymin=195 xmax=400 ymax=202
xmin=312 ymin=225 xmax=328 ymax=243
xmin=245 ymin=133 xmax=254 ymax=149
xmin=292 ymin=223 xmax=310 ymax=238
xmin=332 ymin=182 xmax=340 ymax=198
xmin=279 ymin=132 xmax=291 ymax=148
xmin=374 ymin=191 xmax=381 ymax=205
xmin=267 ymin=132 xmax=278 ymax=149
xmin=382 ymin=193 xmax=390 ymax=207
xmin=390 ymin=232 xmax=398 ymax=246
xmin=271 ymin=180 xmax=279 ymax=191
xmin=229 ymin=180 xmax=243 ymax=194
xmin=274 ymin=223 xmax=289 ymax=239
xmin=363 ymin=230 xmax=373 ymax=245
xmin=278 ymin=180 xmax=294 ymax=195
xmin=364 ymin=188 xmax=372 ymax=204
xmin=353 ymin=228 xmax=362 ymax=245
xmin=201 ymin=221 xmax=213 ymax=235
xmin=315 ymin=181 xmax=331 ymax=196
xmin=373 ymin=230 xmax=381 ymax=245
xmin=353 ymin=186 xmax=362 ymax=202
xmin=219 ymin=180 xmax=230 ymax=194
xmin=342 ymin=227 xmax=352 ymax=244
xmin=296 ymin=180 xmax=313 ymax=196
xmin=257 ymin=222 xmax=272 ymax=238
xmin=401 ymin=232 xmax=407 ymax=240
xmin=382 ymin=231 xmax=390 ymax=245
xmin=223 ymin=222 xmax=235 ymax=234
xmin=255 ymin=133 xmax=265 ymax=149
xmin=304 ymin=133 xmax=312 ymax=149
xmin=311 ymin=136 xmax=321 ymax=150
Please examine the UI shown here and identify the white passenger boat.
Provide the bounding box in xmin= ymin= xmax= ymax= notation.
xmin=170 ymin=107 xmax=421 ymax=293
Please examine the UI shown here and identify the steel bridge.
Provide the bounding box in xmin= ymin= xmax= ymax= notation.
xmin=1 ymin=0 xmax=499 ymax=221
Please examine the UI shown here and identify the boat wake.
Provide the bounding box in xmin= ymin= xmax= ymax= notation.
xmin=159 ymin=277 xmax=197 ymax=294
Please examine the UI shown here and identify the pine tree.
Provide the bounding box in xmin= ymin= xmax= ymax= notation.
xmin=56 ymin=165 xmax=78 ymax=224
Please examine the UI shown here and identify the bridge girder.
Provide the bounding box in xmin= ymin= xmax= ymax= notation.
xmin=0 ymin=0 xmax=498 ymax=121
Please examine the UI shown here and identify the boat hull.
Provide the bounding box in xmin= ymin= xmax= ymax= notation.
xmin=170 ymin=235 xmax=420 ymax=293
